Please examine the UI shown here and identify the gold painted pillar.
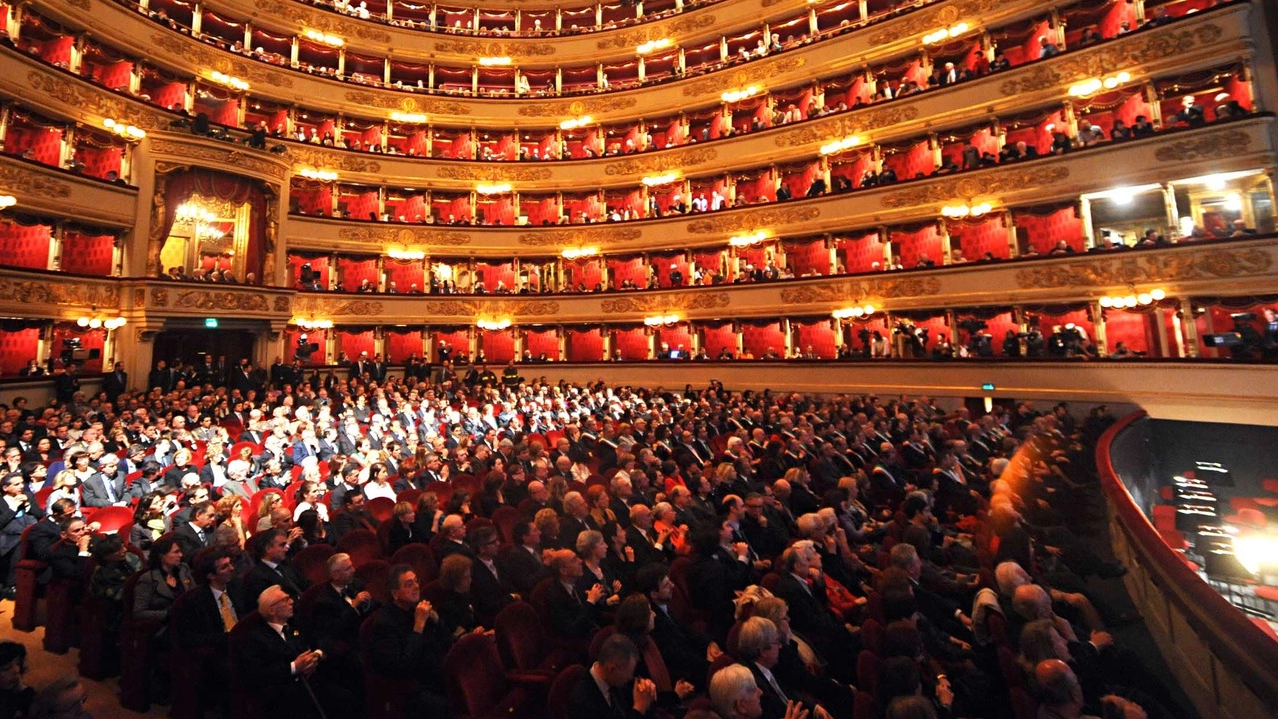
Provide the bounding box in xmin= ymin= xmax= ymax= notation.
xmin=1079 ymin=198 xmax=1095 ymax=248
xmin=1179 ymin=297 xmax=1200 ymax=358
xmin=1092 ymin=302 xmax=1108 ymax=358
xmin=1004 ymin=210 xmax=1019 ymax=257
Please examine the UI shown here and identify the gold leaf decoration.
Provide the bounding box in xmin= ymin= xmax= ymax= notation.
xmin=62 ymin=0 xmax=91 ymax=10
xmin=293 ymin=297 xmax=385 ymax=315
xmin=432 ymin=40 xmax=556 ymax=58
xmin=152 ymin=288 xmax=169 ymax=307
xmin=336 ymin=227 xmax=472 ymax=245
xmin=602 ymin=147 xmax=717 ymax=176
xmin=773 ymin=105 xmax=922 ymax=148
xmin=600 ymin=292 xmax=730 ymax=313
xmin=0 ymin=276 xmax=118 ymax=308
xmin=685 ymin=205 xmax=820 ymax=234
xmin=148 ymin=34 xmax=294 ymax=88
xmin=1014 ymin=248 xmax=1273 ymax=289
xmin=780 ymin=276 xmax=942 ymax=304
xmin=344 ymin=92 xmax=473 ymax=116
xmin=517 ymin=96 xmax=639 ymax=117
xmin=517 ymin=227 xmax=643 ymax=246
xmin=595 ymin=14 xmax=718 ymax=50
xmin=869 ymin=0 xmax=1006 ymax=46
xmin=436 ymin=166 xmax=553 ymax=181
xmin=172 ymin=290 xmax=271 ymax=312
xmin=274 ymin=296 xmax=292 ymax=313
xmin=681 ymin=56 xmax=806 ymax=97
xmin=26 ymin=70 xmax=167 ymax=130
xmin=148 ymin=140 xmax=290 ymax=180
xmin=1153 ymin=129 xmax=1251 ymax=163
xmin=289 ymin=147 xmax=382 ymax=174
xmin=879 ymin=166 xmax=1070 ymax=209
xmin=420 ymin=300 xmax=561 ymax=316
xmin=0 ymin=163 xmax=73 ymax=199
xmin=254 ymin=0 xmax=393 ymax=42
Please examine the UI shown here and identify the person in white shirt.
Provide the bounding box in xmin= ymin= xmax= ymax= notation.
xmin=293 ymin=480 xmax=331 ymax=523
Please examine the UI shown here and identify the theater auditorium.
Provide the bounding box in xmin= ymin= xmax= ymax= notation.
xmin=0 ymin=0 xmax=1274 ymax=716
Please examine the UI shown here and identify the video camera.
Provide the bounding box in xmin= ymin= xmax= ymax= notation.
xmin=299 ymin=263 xmax=319 ymax=285
xmin=295 ymin=333 xmax=320 ymax=362
xmin=59 ymin=337 xmax=101 ymax=367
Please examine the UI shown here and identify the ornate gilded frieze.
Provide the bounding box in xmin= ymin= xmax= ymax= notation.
xmin=773 ymin=105 xmax=921 ymax=148
xmin=336 ymin=227 xmax=472 ymax=245
xmin=1014 ymin=248 xmax=1274 ymax=289
xmin=255 ymin=0 xmax=393 ymax=42
xmin=599 ymin=292 xmax=730 ymax=313
xmin=170 ymin=289 xmax=273 ymax=312
xmin=517 ymin=227 xmax=644 ymax=246
xmin=868 ymin=0 xmax=1006 ymax=46
xmin=998 ymin=23 xmax=1224 ymax=97
xmin=0 ymin=164 xmax=72 ymax=199
xmin=149 ymin=34 xmax=295 ymax=88
xmin=1153 ymin=129 xmax=1252 ymax=163
xmin=343 ymin=92 xmax=473 ymax=116
xmin=686 ymin=205 xmax=820 ymax=234
xmin=436 ymin=166 xmax=554 ymax=181
xmin=421 ymin=300 xmax=562 ymax=316
xmin=681 ymin=56 xmax=806 ymax=97
xmin=595 ymin=14 xmax=719 ymax=50
xmin=293 ymin=296 xmax=385 ymax=315
xmin=289 ymin=147 xmax=383 ymax=174
xmin=432 ymin=40 xmax=556 ymax=58
xmin=780 ymin=276 xmax=943 ymax=304
xmin=516 ymin=96 xmax=639 ymax=118
xmin=602 ymin=147 xmax=718 ymax=176
xmin=0 ymin=277 xmax=118 ymax=308
xmin=149 ymin=139 xmax=290 ymax=180
xmin=27 ymin=70 xmax=168 ymax=131
xmin=879 ymin=166 xmax=1070 ymax=209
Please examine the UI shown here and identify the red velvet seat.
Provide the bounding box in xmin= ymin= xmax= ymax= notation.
xmin=355 ymin=559 xmax=392 ymax=606
xmin=860 ymin=617 xmax=885 ymax=656
xmin=42 ymin=540 xmax=80 ymax=655
xmin=853 ymin=691 xmax=877 ymax=719
xmin=359 ymin=610 xmax=418 ymax=719
xmin=998 ymin=645 xmax=1024 ymax=688
xmin=494 ymin=601 xmax=570 ymax=679
xmin=119 ymin=570 xmax=160 ymax=711
xmin=444 ymin=633 xmax=535 ymax=719
xmin=337 ymin=529 xmax=383 ymax=569
xmin=856 ymin=650 xmax=881 ymax=697
xmin=293 ymin=543 xmax=336 ymax=586
xmin=376 ymin=521 xmax=394 ymax=555
xmin=227 ymin=611 xmax=269 ymax=719
xmin=397 ymin=488 xmax=422 ymax=506
xmin=88 ymin=506 xmax=134 ymax=535
xmin=248 ymin=488 xmax=284 ymax=523
xmin=294 ymin=582 xmax=327 ymax=633
xmin=986 ymin=610 xmax=1010 ymax=647
xmin=168 ymin=590 xmax=218 ymax=719
xmin=366 ymin=497 xmax=396 ymax=523
xmin=490 ymin=506 xmax=521 ymax=544
xmin=1010 ymin=685 xmax=1038 ymax=719
xmin=11 ymin=525 xmax=44 ymax=631
xmin=546 ymin=664 xmax=587 ymax=719
xmin=391 ymin=543 xmax=438 ymax=585
xmin=77 ymin=557 xmax=114 ymax=680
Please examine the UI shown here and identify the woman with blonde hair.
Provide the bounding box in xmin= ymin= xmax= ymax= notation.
xmin=46 ymin=469 xmax=81 ymax=511
xmin=413 ymin=491 xmax=445 ymax=539
xmin=214 ymin=495 xmax=247 ymax=549
xmin=255 ymin=492 xmax=282 ymax=533
xmin=388 ymin=501 xmax=423 ymax=554
xmin=585 ymin=484 xmax=615 ymax=529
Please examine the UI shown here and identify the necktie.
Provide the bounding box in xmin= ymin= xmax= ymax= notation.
xmin=104 ymin=477 xmax=116 ymax=502
xmin=218 ymin=591 xmax=237 ymax=631
xmin=765 ymin=670 xmax=789 ymax=703
xmin=197 ymin=528 xmax=207 ymax=543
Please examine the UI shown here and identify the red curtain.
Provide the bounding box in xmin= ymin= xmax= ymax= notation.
xmin=567 ymin=259 xmax=603 ymax=289
xmin=157 ymin=169 xmax=267 ymax=282
xmin=476 ymin=261 xmax=515 ymax=292
xmin=742 ymin=322 xmax=784 ymax=358
xmin=784 ymin=240 xmax=830 ymax=277
xmin=1014 ymin=205 xmax=1086 ymax=254
xmin=837 ymin=232 xmax=887 ymax=273
xmin=657 ymin=326 xmax=693 ymax=355
xmin=0 ymin=222 xmax=51 ymax=270
xmin=653 ymin=254 xmax=690 ymax=288
xmin=1102 ymin=310 xmax=1154 ymax=356
xmin=432 ymin=329 xmax=471 ymax=362
xmin=567 ymin=328 xmax=605 ymax=361
xmin=608 ymin=256 xmax=646 ymax=286
xmin=337 ymin=329 xmax=376 ymax=360
xmin=386 ymin=329 xmax=423 ymax=363
xmin=284 ymin=328 xmax=327 ymax=366
xmin=882 ymin=140 xmax=935 ymax=181
xmin=51 ymin=324 xmax=104 ymax=373
xmin=338 ymin=257 xmax=379 ymax=291
xmin=289 ymin=254 xmax=330 ymax=288
xmin=61 ymin=231 xmax=115 ymax=275
xmin=701 ymin=324 xmax=737 ymax=357
xmin=481 ymin=330 xmax=516 ymax=362
xmin=612 ymin=328 xmax=651 ymax=360
xmin=384 ymin=259 xmax=425 ymax=293
xmin=892 ymin=225 xmax=943 ymax=268
xmin=795 ymin=320 xmax=837 ymax=358
xmin=0 ymin=328 xmax=39 ymax=376
xmin=525 ymin=329 xmax=560 ymax=360
xmin=1003 ymin=108 xmax=1065 ymax=156
xmin=948 ymin=215 xmax=1009 ymax=260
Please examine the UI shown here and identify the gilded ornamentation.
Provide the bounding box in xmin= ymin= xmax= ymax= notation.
xmin=148 ymin=140 xmax=290 ymax=180
xmin=517 ymin=96 xmax=638 ymax=117
xmin=1014 ymin=248 xmax=1273 ymax=289
xmin=274 ymin=296 xmax=292 ymax=313
xmin=0 ymin=276 xmax=118 ymax=307
xmin=780 ymin=277 xmax=942 ymax=304
xmin=28 ymin=70 xmax=167 ymax=131
xmin=879 ymin=166 xmax=1070 ymax=209
xmin=171 ymin=290 xmax=271 ymax=312
xmin=293 ymin=297 xmax=384 ymax=315
xmin=254 ymin=0 xmax=392 ymax=42
xmin=1153 ymin=129 xmax=1251 ymax=163
xmin=998 ymin=23 xmax=1224 ymax=96
xmin=432 ymin=40 xmax=556 ymax=58
xmin=421 ymin=300 xmax=561 ymax=316
xmin=600 ymin=292 xmax=730 ymax=313
xmin=681 ymin=56 xmax=806 ymax=97
xmin=290 ymin=147 xmax=382 ymax=174
xmin=595 ymin=14 xmax=718 ymax=50
xmin=437 ymin=166 xmax=553 ymax=181
xmin=149 ymin=34 xmax=294 ymax=88
xmin=603 ymin=147 xmax=717 ymax=176
xmin=345 ymin=92 xmax=473 ymax=116
xmin=517 ymin=227 xmax=643 ymax=246
xmin=62 ymin=0 xmax=91 ymax=11
xmin=336 ymin=227 xmax=472 ymax=245
xmin=152 ymin=288 xmax=170 ymax=307
xmin=133 ymin=289 xmax=146 ymax=307
xmin=686 ymin=206 xmax=820 ymax=234
xmin=869 ymin=0 xmax=1005 ymax=46
xmin=0 ymin=163 xmax=72 ymax=199
xmin=773 ymin=105 xmax=921 ymax=148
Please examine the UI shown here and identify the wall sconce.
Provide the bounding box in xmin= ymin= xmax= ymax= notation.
xmin=559 ymin=115 xmax=593 ymax=130
xmin=103 ymin=118 xmax=146 ymax=140
xmin=721 ymin=86 xmax=761 ymax=103
xmin=561 ymin=247 xmax=599 ymax=259
xmin=923 ymin=22 xmax=970 ymax=45
xmin=292 ymin=317 xmax=334 ymax=329
xmin=1068 ymin=71 xmax=1131 ymax=97
xmin=637 ymin=38 xmax=672 ymax=54
xmin=299 ymin=168 xmax=339 ymax=182
xmin=941 ymin=202 xmax=993 ymax=218
xmin=644 ymin=314 xmax=680 ymax=327
xmin=208 ymin=70 xmax=250 ymax=91
xmin=641 ymin=172 xmax=681 ymax=187
xmin=303 ymin=29 xmax=344 ymax=46
xmin=476 ymin=182 xmax=513 ymax=195
xmin=0 ymin=196 xmax=15 ymax=209
xmin=387 ymin=248 xmax=426 ymax=260
xmin=477 ymin=318 xmax=512 ymax=331
xmin=391 ymin=111 xmax=428 ymax=124
xmin=729 ymin=231 xmax=769 ymax=247
xmin=479 ymin=56 xmax=512 ymax=66
xmin=820 ymin=135 xmax=861 ymax=155
xmin=76 ymin=313 xmax=126 ymax=330
xmin=1099 ymin=288 xmax=1166 ymax=308
xmin=833 ymin=305 xmax=876 ymax=320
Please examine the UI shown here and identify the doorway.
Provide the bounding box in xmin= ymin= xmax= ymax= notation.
xmin=153 ymin=329 xmax=256 ymax=366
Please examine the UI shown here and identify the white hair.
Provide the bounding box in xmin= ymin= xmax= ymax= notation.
xmin=709 ymin=664 xmax=759 ymax=718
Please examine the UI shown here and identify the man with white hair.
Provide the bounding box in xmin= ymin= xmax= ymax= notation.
xmin=220 ymin=459 xmax=259 ymax=498
xmin=710 ymin=663 xmax=809 ymax=719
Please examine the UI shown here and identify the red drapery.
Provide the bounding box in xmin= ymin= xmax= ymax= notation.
xmin=524 ymin=329 xmax=560 ymax=360
xmin=948 ymin=214 xmax=1009 ymax=260
xmin=481 ymin=329 xmax=516 ymax=362
xmin=0 ymin=328 xmax=39 ymax=376
xmin=0 ymin=221 xmax=51 ymax=270
xmin=567 ymin=328 xmax=605 ymax=361
xmin=385 ymin=329 xmax=423 ymax=363
xmin=158 ymin=169 xmax=267 ymax=282
xmin=741 ymin=322 xmax=784 ymax=358
xmin=701 ymin=324 xmax=737 ymax=357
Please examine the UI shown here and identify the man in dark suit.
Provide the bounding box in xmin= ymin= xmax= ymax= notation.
xmin=173 ymin=501 xmax=217 ymax=563
xmin=330 ymin=492 xmax=379 ymax=542
xmin=363 ymin=564 xmax=450 ymax=716
xmin=49 ymin=516 xmax=92 ymax=583
xmin=567 ymin=634 xmax=656 ymax=719
xmin=773 ymin=545 xmax=858 ymax=682
xmin=467 ymin=526 xmax=516 ymax=626
xmin=625 ymin=505 xmax=673 ymax=568
xmin=29 ymin=499 xmax=76 ymax=569
xmin=500 ymin=520 xmax=545 ymax=596
xmin=147 ymin=360 xmax=175 ymax=392
xmin=309 ymin=552 xmax=375 ymax=679
xmin=545 ymin=549 xmax=605 ymax=640
xmin=81 ymin=454 xmax=128 ymax=508
xmin=174 ymin=548 xmax=241 ymax=715
xmin=241 ymin=528 xmax=309 ymax=607
xmin=558 ymin=492 xmax=591 ymax=550
xmin=634 ymin=564 xmax=716 ymax=684
xmin=103 ymin=362 xmax=128 ymax=401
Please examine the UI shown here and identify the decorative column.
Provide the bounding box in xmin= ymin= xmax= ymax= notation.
xmin=1092 ymin=301 xmax=1108 ymax=358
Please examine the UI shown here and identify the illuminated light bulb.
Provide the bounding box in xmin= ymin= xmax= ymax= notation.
xmin=1150 ymin=289 xmax=1166 ymax=301
xmin=1224 ymin=193 xmax=1243 ymax=212
xmin=1124 ymin=296 xmax=1138 ymax=308
xmin=77 ymin=317 xmax=90 ymax=327
xmin=851 ymin=307 xmax=864 ymax=317
xmin=1103 ymin=77 xmax=1119 ymax=89
xmin=1099 ymin=297 xmax=1113 ymax=308
xmin=1116 ymin=71 xmax=1131 ymax=83
xmin=88 ymin=318 xmax=102 ymax=329
xmin=103 ymin=118 xmax=116 ymax=128
xmin=863 ymin=305 xmax=875 ymax=315
xmin=1137 ymin=293 xmax=1152 ymax=305
xmin=0 ymin=196 xmax=15 ymax=209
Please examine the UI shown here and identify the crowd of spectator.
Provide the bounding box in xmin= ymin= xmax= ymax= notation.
xmin=0 ymin=356 xmax=1188 ymax=719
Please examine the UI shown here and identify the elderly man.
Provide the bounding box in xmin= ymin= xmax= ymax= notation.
xmin=363 ymin=564 xmax=449 ymax=715
xmin=709 ymin=663 xmax=809 ymax=719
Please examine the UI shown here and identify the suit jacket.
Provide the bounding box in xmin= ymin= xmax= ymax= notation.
xmin=500 ymin=544 xmax=545 ymax=596
xmin=469 ymin=556 xmax=514 ymax=626
xmin=219 ymin=478 xmax=260 ymax=499
xmin=81 ymin=471 xmax=128 ymax=508
xmin=365 ymin=603 xmax=449 ymax=690
xmin=175 ymin=584 xmax=241 ymax=652
xmin=29 ymin=518 xmax=63 ymax=563
xmin=309 ymin=581 xmax=374 ymax=659
xmin=625 ymin=525 xmax=672 ymax=567
xmin=49 ymin=540 xmax=87 ymax=582
xmin=545 ymin=579 xmax=602 ymax=640
xmin=233 ymin=617 xmax=315 ymax=712
xmin=241 ymin=560 xmax=308 ymax=608
xmin=173 ymin=522 xmax=211 ymax=563
xmin=558 ymin=515 xmax=590 ymax=550
xmin=686 ymin=547 xmax=751 ymax=626
xmin=774 ymin=573 xmax=857 ymax=663
xmin=651 ymin=604 xmax=711 ymax=683
xmin=330 ymin=508 xmax=378 ymax=542
xmin=749 ymin=663 xmax=790 ymax=719
xmin=104 ymin=370 xmax=128 ymax=398
xmin=567 ymin=669 xmax=647 ymax=719
xmin=133 ymin=566 xmax=195 ymax=622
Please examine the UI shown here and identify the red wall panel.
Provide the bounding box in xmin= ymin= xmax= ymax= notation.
xmin=384 ymin=260 xmax=426 ymax=293
xmin=1102 ymin=310 xmax=1154 ymax=356
xmin=657 ymin=326 xmax=693 ymax=355
xmin=0 ymin=329 xmax=39 ymax=376
xmin=481 ymin=330 xmax=516 ymax=363
xmin=432 ymin=330 xmax=471 ymax=362
xmin=338 ymin=257 xmax=379 ymax=292
xmin=476 ymin=262 xmax=516 ymax=292
xmin=0 ymin=222 xmax=51 ymax=270
xmin=289 ymin=254 xmax=330 ymax=288
xmin=892 ymin=225 xmax=944 ymax=268
xmin=701 ymin=325 xmax=737 ymax=358
xmin=567 ymin=328 xmax=605 ymax=361
xmin=61 ymin=232 xmax=115 ymax=276
xmin=838 ymin=232 xmax=887 ymax=273
xmin=948 ymin=215 xmax=1009 ymax=260
xmin=613 ymin=328 xmax=651 ymax=360
xmin=795 ymin=321 xmax=837 ymax=358
xmin=51 ymin=325 xmax=105 ymax=373
xmin=785 ymin=240 xmax=830 ymax=277
xmin=1014 ymin=206 xmax=1087 ymax=254
xmin=337 ymin=330 xmax=376 ymax=361
xmin=742 ymin=322 xmax=784 ymax=358
xmin=525 ymin=329 xmax=560 ymax=360
xmin=386 ymin=329 xmax=423 ymax=363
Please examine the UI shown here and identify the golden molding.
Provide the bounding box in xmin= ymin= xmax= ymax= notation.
xmin=61 ymin=0 xmax=91 ymax=12
xmin=1153 ymin=129 xmax=1253 ymax=163
xmin=149 ymin=140 xmax=290 ymax=180
xmin=337 ymin=227 xmax=472 ymax=245
xmin=289 ymin=147 xmax=382 ymax=174
xmin=0 ymin=164 xmax=73 ymax=199
xmin=27 ymin=70 xmax=168 ymax=131
xmin=432 ymin=40 xmax=556 ymax=58
xmin=437 ymin=165 xmax=554 ymax=181
xmin=773 ymin=105 xmax=922 ymax=148
xmin=595 ymin=14 xmax=719 ymax=50
xmin=517 ymin=96 xmax=639 ymax=117
xmin=172 ymin=289 xmax=272 ymax=312
xmin=0 ymin=277 xmax=118 ymax=308
xmin=879 ymin=165 xmax=1070 ymax=209
xmin=517 ymin=227 xmax=644 ymax=246
xmin=681 ymin=56 xmax=806 ymax=97
xmin=998 ymin=23 xmax=1224 ymax=96
xmin=603 ymin=147 xmax=717 ymax=176
xmin=293 ymin=297 xmax=385 ymax=315
xmin=599 ymin=292 xmax=730 ymax=313
xmin=255 ymin=0 xmax=393 ymax=43
xmin=422 ymin=299 xmax=562 ymax=316
xmin=868 ymin=0 xmax=1004 ymax=46
xmin=344 ymin=92 xmax=473 ymax=116
xmin=686 ymin=205 xmax=820 ymax=234
xmin=1015 ymin=248 xmax=1274 ymax=289
xmin=780 ymin=276 xmax=943 ymax=304
xmin=149 ymin=34 xmax=295 ymax=88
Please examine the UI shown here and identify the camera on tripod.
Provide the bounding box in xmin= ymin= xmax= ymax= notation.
xmin=295 ymin=333 xmax=320 ymax=362
xmin=59 ymin=337 xmax=100 ymax=367
xmin=299 ymin=263 xmax=319 ymax=285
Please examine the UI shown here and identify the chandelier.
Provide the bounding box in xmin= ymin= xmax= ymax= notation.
xmin=174 ymin=201 xmax=226 ymax=241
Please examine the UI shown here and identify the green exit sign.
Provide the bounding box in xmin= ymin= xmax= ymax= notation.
xmin=204 ymin=318 xmax=219 ymax=328
xmin=981 ymin=383 xmax=996 ymax=392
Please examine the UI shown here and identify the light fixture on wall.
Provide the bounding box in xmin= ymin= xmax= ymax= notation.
xmin=941 ymin=202 xmax=993 ymax=218
xmin=923 ymin=22 xmax=970 ymax=45
xmin=476 ymin=182 xmax=513 ymax=195
xmin=303 ymin=29 xmax=344 ymax=46
xmin=0 ymin=196 xmax=15 ymax=209
xmin=103 ymin=118 xmax=146 ymax=140
xmin=729 ymin=230 xmax=769 ymax=247
xmin=291 ymin=317 xmax=334 ymax=329
xmin=641 ymin=172 xmax=681 ymax=187
xmin=820 ymin=135 xmax=861 ymax=155
xmin=721 ymin=85 xmax=761 ymax=103
xmin=559 ymin=115 xmax=593 ymax=130
xmin=477 ymin=318 xmax=512 ymax=331
xmin=832 ymin=305 xmax=876 ymax=320
xmin=1068 ymin=71 xmax=1131 ymax=97
xmin=391 ymin=111 xmax=428 ymax=124
xmin=637 ymin=38 xmax=672 ymax=54
xmin=1099 ymin=288 xmax=1166 ymax=308
xmin=208 ymin=70 xmax=250 ymax=91
xmin=561 ymin=246 xmax=599 ymax=259
xmin=173 ymin=201 xmax=226 ymax=241
xmin=643 ymin=314 xmax=680 ymax=327
xmin=299 ymin=168 xmax=339 ymax=182
xmin=478 ymin=56 xmax=512 ymax=66
xmin=76 ymin=313 xmax=126 ymax=330
xmin=387 ymin=248 xmax=427 ymax=260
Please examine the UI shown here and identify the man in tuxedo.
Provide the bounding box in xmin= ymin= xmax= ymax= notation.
xmin=567 ymin=634 xmax=657 ymax=719
xmin=174 ymin=548 xmax=241 ymax=715
xmin=147 ymin=360 xmax=175 ymax=393
xmin=29 ymin=498 xmax=73 ymax=567
xmin=558 ymin=492 xmax=591 ymax=549
xmin=103 ymin=362 xmax=128 ymax=401
xmin=173 ymin=501 xmax=216 ymax=562
xmin=773 ymin=544 xmax=858 ymax=682
xmin=363 ymin=564 xmax=450 ymax=715
xmin=128 ymin=461 xmax=166 ymax=501
xmin=233 ymin=585 xmax=352 ymax=719
xmin=81 ymin=454 xmax=128 ymax=508
xmin=49 ymin=516 xmax=92 ymax=584
xmin=350 ymin=352 xmax=373 ymax=380
xmin=634 ymin=564 xmax=717 ymax=684
xmin=242 ymin=528 xmax=309 ymax=606
xmin=500 ymin=520 xmax=545 ymax=596
xmin=309 ymin=552 xmax=375 ymax=679
xmin=467 ymin=526 xmax=516 ymax=626
xmin=625 ymin=505 xmax=673 ymax=567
